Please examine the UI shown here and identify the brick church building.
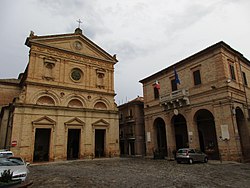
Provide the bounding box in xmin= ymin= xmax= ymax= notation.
xmin=0 ymin=28 xmax=119 ymax=162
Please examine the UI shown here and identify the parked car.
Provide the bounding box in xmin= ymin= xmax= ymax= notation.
xmin=176 ymin=148 xmax=208 ymax=164
xmin=0 ymin=149 xmax=13 ymax=158
xmin=0 ymin=156 xmax=29 ymax=182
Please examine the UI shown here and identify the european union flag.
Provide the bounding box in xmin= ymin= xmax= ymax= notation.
xmin=174 ymin=67 xmax=180 ymax=84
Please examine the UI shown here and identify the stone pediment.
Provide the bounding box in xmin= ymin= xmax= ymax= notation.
xmin=64 ymin=117 xmax=85 ymax=131
xmin=26 ymin=31 xmax=117 ymax=63
xmin=64 ymin=117 xmax=85 ymax=126
xmin=92 ymin=119 xmax=110 ymax=128
xmin=32 ymin=116 xmax=56 ymax=132
xmin=32 ymin=116 xmax=56 ymax=125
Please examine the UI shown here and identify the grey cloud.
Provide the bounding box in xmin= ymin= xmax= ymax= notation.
xmin=36 ymin=0 xmax=110 ymax=39
xmin=108 ymin=40 xmax=147 ymax=61
xmin=84 ymin=19 xmax=112 ymax=39
xmin=0 ymin=0 xmax=249 ymax=103
xmin=166 ymin=3 xmax=215 ymax=35
xmin=38 ymin=0 xmax=88 ymax=15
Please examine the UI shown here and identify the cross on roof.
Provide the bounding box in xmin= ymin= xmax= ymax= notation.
xmin=76 ymin=19 xmax=82 ymax=28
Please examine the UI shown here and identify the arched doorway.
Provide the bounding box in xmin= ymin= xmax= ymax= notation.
xmin=195 ymin=109 xmax=219 ymax=160
xmin=172 ymin=114 xmax=188 ymax=150
xmin=235 ymin=107 xmax=250 ymax=160
xmin=154 ymin=118 xmax=167 ymax=157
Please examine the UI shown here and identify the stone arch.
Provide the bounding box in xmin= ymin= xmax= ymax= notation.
xmin=92 ymin=97 xmax=110 ymax=109
xmin=68 ymin=99 xmax=83 ymax=108
xmin=32 ymin=90 xmax=60 ymax=106
xmin=64 ymin=94 xmax=87 ymax=108
xmin=194 ymin=109 xmax=219 ymax=159
xmin=36 ymin=96 xmax=55 ymax=106
xmin=235 ymin=107 xmax=250 ymax=160
xmin=171 ymin=114 xmax=188 ymax=150
xmin=94 ymin=102 xmax=107 ymax=109
xmin=153 ymin=117 xmax=167 ymax=157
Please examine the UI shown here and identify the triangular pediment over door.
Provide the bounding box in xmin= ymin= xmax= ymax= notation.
xmin=32 ymin=116 xmax=56 ymax=132
xmin=64 ymin=117 xmax=85 ymax=131
xmin=92 ymin=119 xmax=110 ymax=129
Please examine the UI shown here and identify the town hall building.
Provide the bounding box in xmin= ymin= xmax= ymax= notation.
xmin=0 ymin=27 xmax=119 ymax=162
xmin=140 ymin=41 xmax=250 ymax=162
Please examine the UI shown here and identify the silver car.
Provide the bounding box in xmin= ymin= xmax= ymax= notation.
xmin=0 ymin=149 xmax=13 ymax=158
xmin=176 ymin=148 xmax=208 ymax=164
xmin=0 ymin=157 xmax=29 ymax=182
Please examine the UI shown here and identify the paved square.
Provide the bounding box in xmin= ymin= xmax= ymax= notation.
xmin=29 ymin=158 xmax=250 ymax=187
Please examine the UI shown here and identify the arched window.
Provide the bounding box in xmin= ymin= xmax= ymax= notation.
xmin=94 ymin=102 xmax=107 ymax=109
xmin=68 ymin=99 xmax=83 ymax=108
xmin=37 ymin=96 xmax=55 ymax=106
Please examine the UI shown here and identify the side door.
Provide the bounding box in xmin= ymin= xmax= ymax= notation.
xmin=189 ymin=149 xmax=197 ymax=161
xmin=195 ymin=149 xmax=203 ymax=161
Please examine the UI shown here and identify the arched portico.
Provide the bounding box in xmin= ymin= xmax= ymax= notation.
xmin=153 ymin=118 xmax=167 ymax=156
xmin=235 ymin=107 xmax=250 ymax=161
xmin=195 ymin=109 xmax=219 ymax=159
xmin=172 ymin=114 xmax=188 ymax=150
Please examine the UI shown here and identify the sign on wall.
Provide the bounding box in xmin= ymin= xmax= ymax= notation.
xmin=11 ymin=140 xmax=17 ymax=147
xmin=221 ymin=124 xmax=230 ymax=140
xmin=147 ymin=132 xmax=151 ymax=142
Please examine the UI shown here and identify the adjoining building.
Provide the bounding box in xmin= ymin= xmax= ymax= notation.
xmin=118 ymin=96 xmax=145 ymax=157
xmin=0 ymin=28 xmax=119 ymax=162
xmin=140 ymin=41 xmax=250 ymax=162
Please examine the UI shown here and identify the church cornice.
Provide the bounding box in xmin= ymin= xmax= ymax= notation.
xmin=0 ymin=79 xmax=21 ymax=86
xmin=29 ymin=41 xmax=116 ymax=64
xmin=24 ymin=80 xmax=116 ymax=97
xmin=29 ymin=47 xmax=114 ymax=71
xmin=13 ymin=103 xmax=118 ymax=114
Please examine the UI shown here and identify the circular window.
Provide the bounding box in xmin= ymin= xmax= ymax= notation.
xmin=71 ymin=68 xmax=82 ymax=81
xmin=73 ymin=41 xmax=83 ymax=50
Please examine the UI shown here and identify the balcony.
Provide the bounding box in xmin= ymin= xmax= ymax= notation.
xmin=125 ymin=115 xmax=135 ymax=123
xmin=160 ymin=88 xmax=190 ymax=110
xmin=119 ymin=133 xmax=135 ymax=140
xmin=126 ymin=133 xmax=135 ymax=139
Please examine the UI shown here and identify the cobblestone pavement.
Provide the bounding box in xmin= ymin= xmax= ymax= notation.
xmin=28 ymin=158 xmax=250 ymax=188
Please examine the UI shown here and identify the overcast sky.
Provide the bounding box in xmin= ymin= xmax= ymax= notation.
xmin=0 ymin=0 xmax=250 ymax=105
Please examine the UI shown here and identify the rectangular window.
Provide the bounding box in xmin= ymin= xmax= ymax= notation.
xmin=129 ymin=109 xmax=133 ymax=117
xmin=171 ymin=79 xmax=177 ymax=91
xmin=193 ymin=70 xmax=201 ymax=85
xmin=230 ymin=64 xmax=236 ymax=80
xmin=242 ymin=72 xmax=248 ymax=86
xmin=154 ymin=87 xmax=159 ymax=99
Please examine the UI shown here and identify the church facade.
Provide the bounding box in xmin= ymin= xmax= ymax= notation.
xmin=140 ymin=41 xmax=250 ymax=162
xmin=0 ymin=28 xmax=119 ymax=162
